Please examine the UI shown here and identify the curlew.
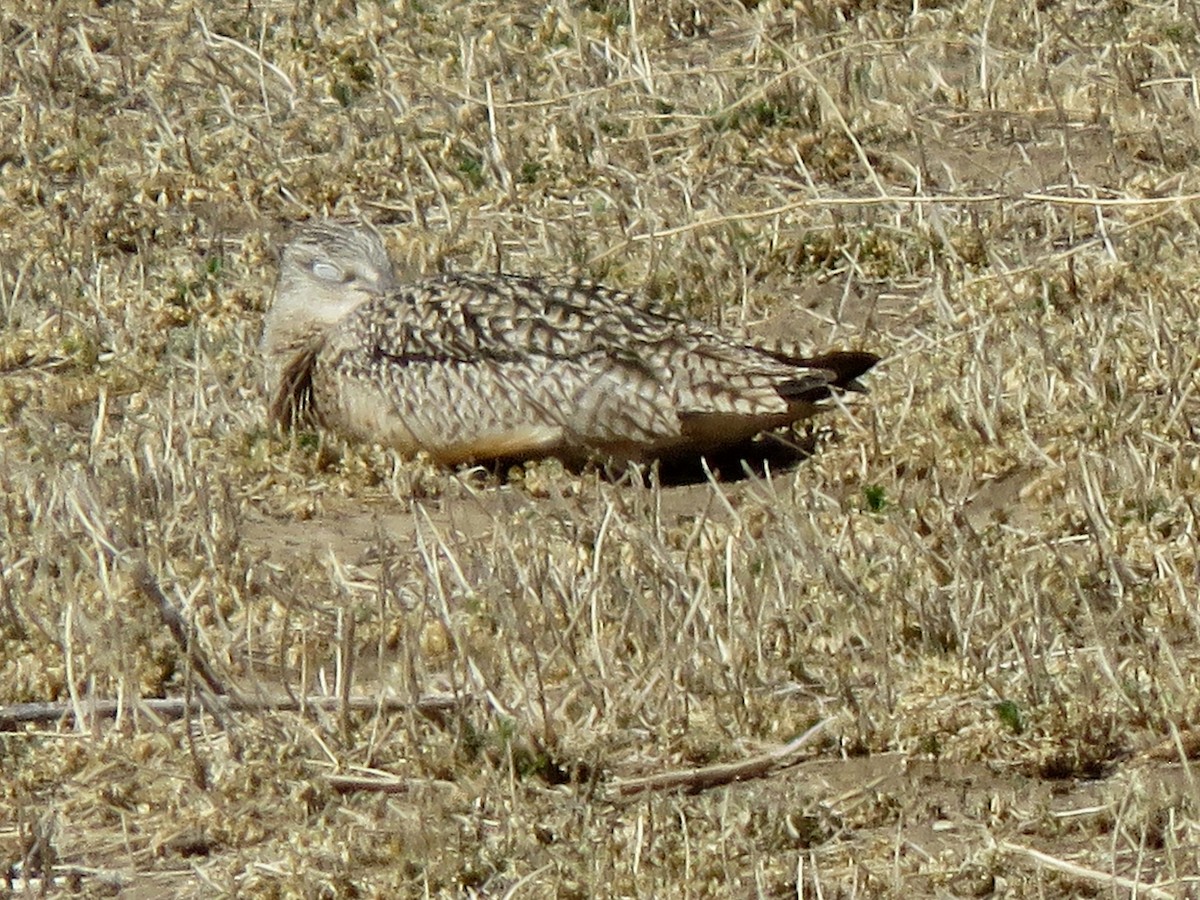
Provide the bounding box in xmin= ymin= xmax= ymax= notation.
xmin=261 ymin=220 xmax=879 ymax=467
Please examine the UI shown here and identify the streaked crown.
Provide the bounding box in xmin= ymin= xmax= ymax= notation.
xmin=263 ymin=220 xmax=397 ymax=361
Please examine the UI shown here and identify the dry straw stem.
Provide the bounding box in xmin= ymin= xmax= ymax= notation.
xmin=999 ymin=841 xmax=1193 ymax=900
xmin=589 ymin=189 xmax=1200 ymax=263
xmin=3 ymin=0 xmax=1200 ymax=895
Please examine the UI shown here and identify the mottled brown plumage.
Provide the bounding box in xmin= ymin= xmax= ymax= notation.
xmin=262 ymin=220 xmax=879 ymax=465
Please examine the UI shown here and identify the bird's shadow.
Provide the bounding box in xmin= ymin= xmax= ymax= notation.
xmin=631 ymin=431 xmax=822 ymax=487
xmin=488 ymin=429 xmax=826 ymax=488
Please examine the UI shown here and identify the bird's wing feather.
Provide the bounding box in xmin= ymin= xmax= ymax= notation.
xmin=322 ymin=273 xmax=846 ymax=451
xmin=359 ymin=273 xmax=682 ymax=362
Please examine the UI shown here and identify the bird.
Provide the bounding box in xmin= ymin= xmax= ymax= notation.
xmin=261 ymin=219 xmax=879 ymax=468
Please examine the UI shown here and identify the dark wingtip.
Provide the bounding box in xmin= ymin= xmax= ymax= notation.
xmin=776 ymin=349 xmax=881 ymax=404
xmin=802 ymin=350 xmax=881 ymax=387
xmin=774 ymin=350 xmax=881 ymax=404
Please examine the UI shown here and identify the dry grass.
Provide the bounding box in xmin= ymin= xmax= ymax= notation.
xmin=2 ymin=0 xmax=1200 ymax=895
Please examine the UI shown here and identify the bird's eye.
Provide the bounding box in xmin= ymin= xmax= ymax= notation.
xmin=311 ymin=260 xmax=349 ymax=283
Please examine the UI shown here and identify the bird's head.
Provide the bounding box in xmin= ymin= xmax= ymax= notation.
xmin=266 ymin=220 xmax=396 ymax=345
xmin=260 ymin=220 xmax=397 ymax=422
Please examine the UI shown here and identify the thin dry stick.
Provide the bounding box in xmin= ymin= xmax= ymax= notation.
xmin=131 ymin=559 xmax=237 ymax=702
xmin=62 ymin=481 xmax=234 ymax=727
xmin=0 ymin=694 xmax=463 ymax=729
xmin=1141 ymin=726 xmax=1200 ymax=762
xmin=1022 ymin=191 xmax=1200 ymax=206
xmin=62 ymin=476 xmax=239 ymax=713
xmin=324 ymin=773 xmax=414 ymax=794
xmin=612 ymin=717 xmax=832 ymax=797
xmin=999 ymin=841 xmax=1183 ymax=900
xmin=588 ymin=190 xmax=1200 ymax=265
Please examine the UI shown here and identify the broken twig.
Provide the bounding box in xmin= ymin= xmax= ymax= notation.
xmin=612 ymin=717 xmax=832 ymax=797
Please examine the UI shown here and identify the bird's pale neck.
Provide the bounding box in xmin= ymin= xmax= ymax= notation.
xmin=263 ymin=275 xmax=373 ymax=349
xmin=260 ymin=277 xmax=375 ymax=404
